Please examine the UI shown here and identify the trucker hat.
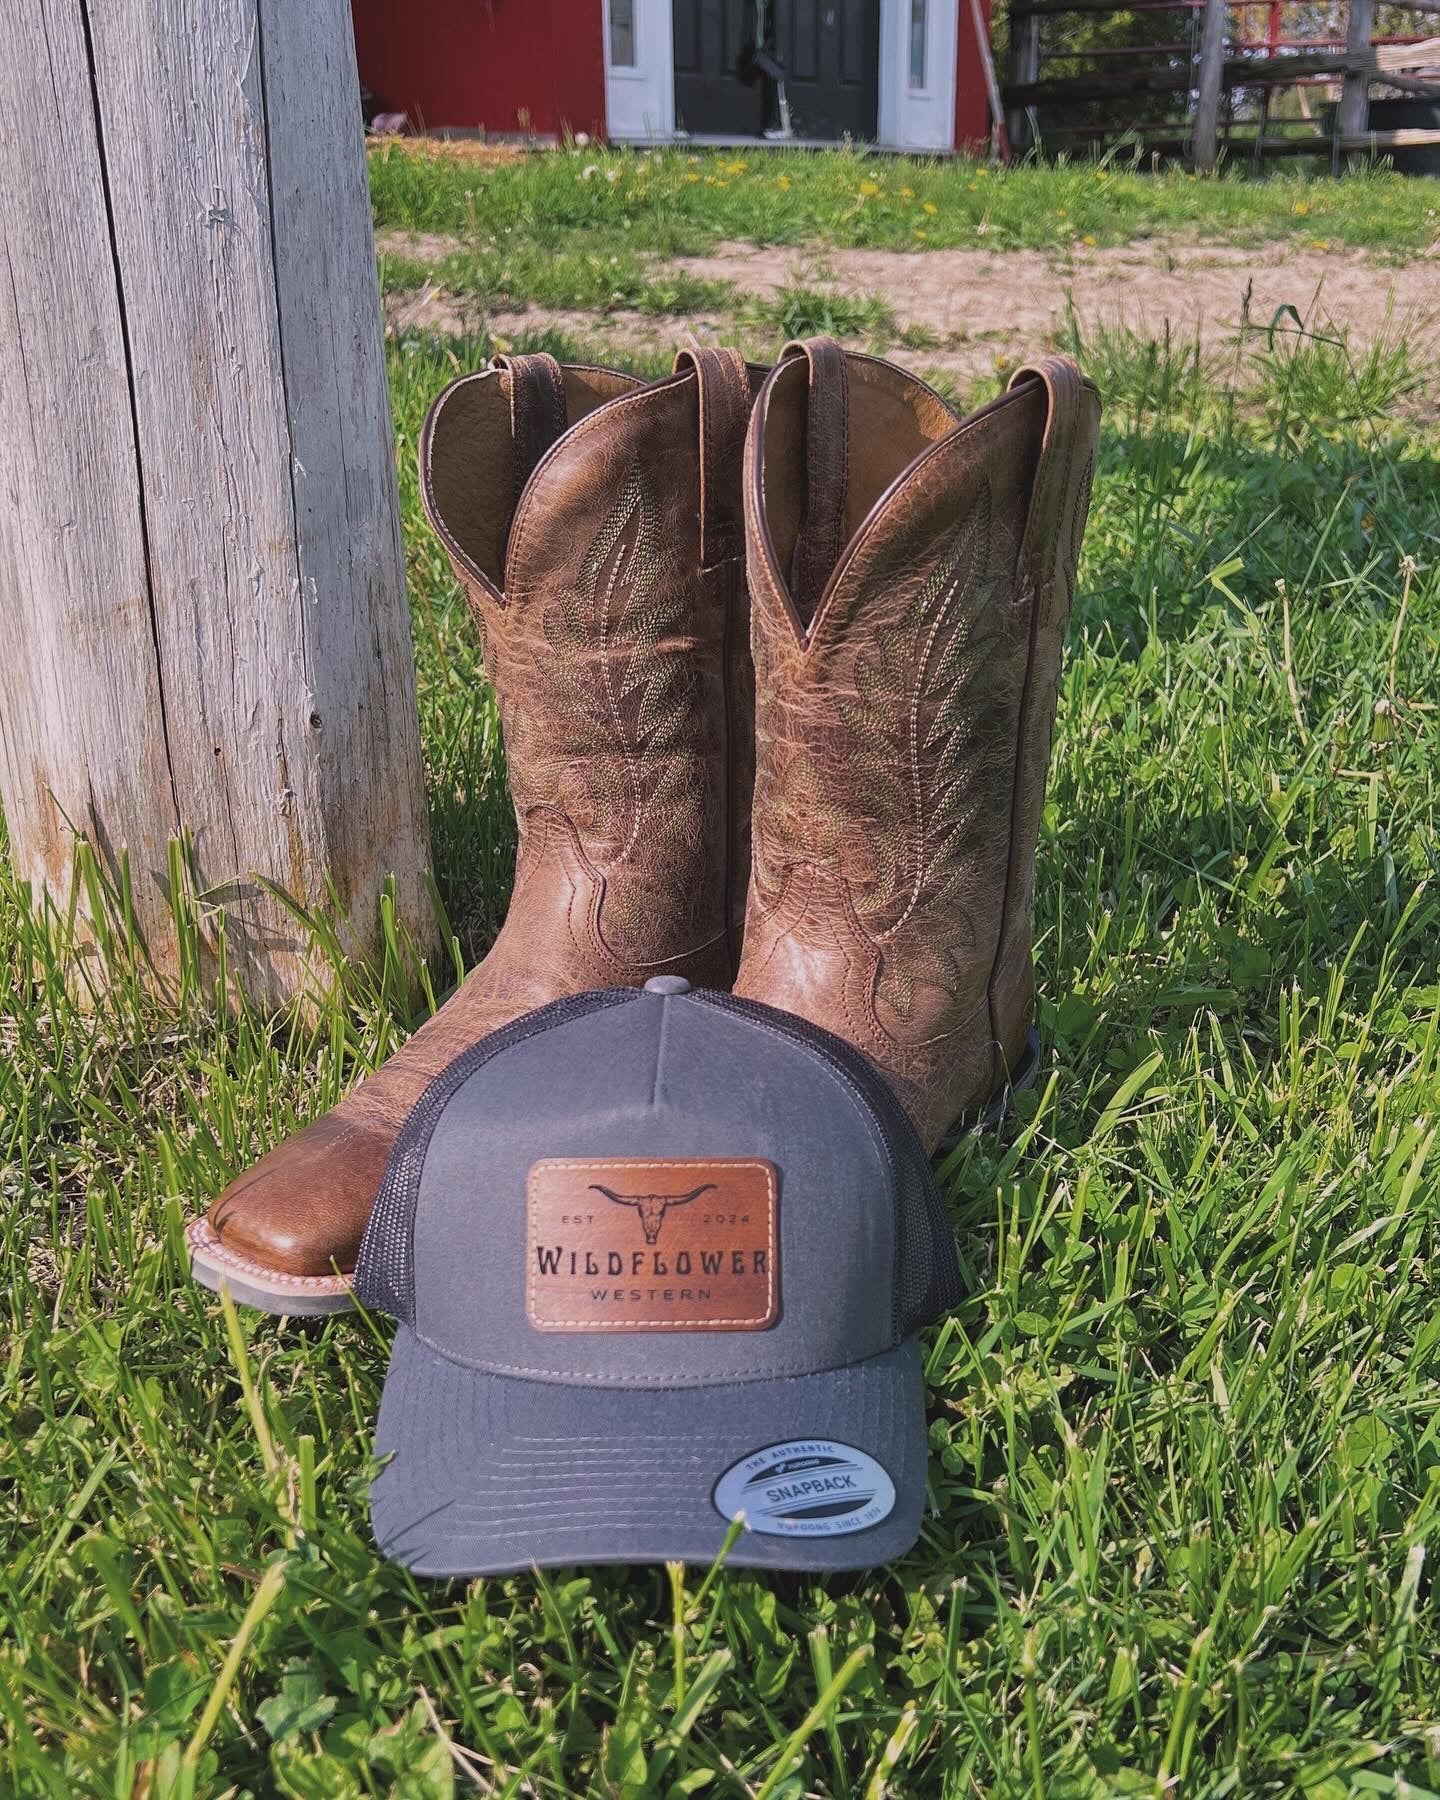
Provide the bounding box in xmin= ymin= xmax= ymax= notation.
xmin=353 ymin=978 xmax=963 ymax=1575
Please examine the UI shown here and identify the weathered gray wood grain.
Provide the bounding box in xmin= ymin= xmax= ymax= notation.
xmin=0 ymin=0 xmax=435 ymax=1005
xmin=0 ymin=0 xmax=179 ymax=979
xmin=1193 ymin=0 xmax=1230 ymax=173
xmin=1337 ymin=0 xmax=1378 ymax=152
xmin=259 ymin=0 xmax=431 ymax=959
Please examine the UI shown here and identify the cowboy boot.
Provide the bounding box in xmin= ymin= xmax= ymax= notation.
xmin=186 ymin=347 xmax=759 ymax=1312
xmin=733 ymin=339 xmax=1100 ymax=1151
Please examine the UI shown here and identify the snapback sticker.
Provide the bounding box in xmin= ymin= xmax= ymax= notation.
xmin=526 ymin=1158 xmax=778 ymax=1332
xmin=713 ymin=1440 xmax=897 ymax=1538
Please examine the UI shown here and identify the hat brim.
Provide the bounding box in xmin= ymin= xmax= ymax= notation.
xmin=371 ymin=1327 xmax=928 ymax=1576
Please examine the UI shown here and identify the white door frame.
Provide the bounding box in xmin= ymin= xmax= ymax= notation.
xmin=878 ymin=0 xmax=959 ymax=151
xmin=603 ymin=0 xmax=677 ymax=141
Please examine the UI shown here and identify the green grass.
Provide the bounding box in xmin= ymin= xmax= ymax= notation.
xmin=386 ymin=239 xmax=735 ymax=320
xmin=370 ymin=143 xmax=1440 ymax=353
xmin=4 ymin=272 xmax=1440 ymax=1792
xmin=747 ymin=282 xmax=899 ymax=342
xmin=368 ymin=140 xmax=1440 ymax=257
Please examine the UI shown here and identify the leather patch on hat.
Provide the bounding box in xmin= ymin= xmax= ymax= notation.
xmin=526 ymin=1158 xmax=778 ymax=1332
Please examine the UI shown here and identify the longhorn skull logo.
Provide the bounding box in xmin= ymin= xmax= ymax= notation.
xmin=589 ymin=1182 xmax=716 ymax=1245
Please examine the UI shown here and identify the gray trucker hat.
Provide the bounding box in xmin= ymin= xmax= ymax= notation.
xmin=353 ymin=978 xmax=963 ymax=1576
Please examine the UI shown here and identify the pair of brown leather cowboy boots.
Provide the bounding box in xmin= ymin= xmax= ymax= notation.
xmin=186 ymin=337 xmax=1101 ymax=1314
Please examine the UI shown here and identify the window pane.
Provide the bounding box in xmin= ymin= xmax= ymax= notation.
xmin=611 ymin=0 xmax=636 ymax=67
xmin=909 ymin=0 xmax=928 ymax=89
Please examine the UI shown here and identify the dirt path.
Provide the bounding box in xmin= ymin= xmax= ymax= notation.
xmin=379 ymin=231 xmax=1438 ymax=382
xmin=382 ymin=281 xmax=717 ymax=363
xmin=683 ymin=238 xmax=1436 ymax=348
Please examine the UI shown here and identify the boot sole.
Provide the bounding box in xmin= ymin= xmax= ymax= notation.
xmin=185 ymin=1217 xmax=356 ymax=1317
xmin=936 ymin=1028 xmax=1042 ymax=1155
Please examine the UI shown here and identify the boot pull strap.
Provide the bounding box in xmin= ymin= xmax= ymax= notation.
xmin=674 ymin=346 xmax=750 ymax=569
xmin=1007 ymin=355 xmax=1098 ymax=629
xmin=492 ymin=351 xmax=569 ymax=508
xmin=781 ymin=337 xmax=850 ymax=627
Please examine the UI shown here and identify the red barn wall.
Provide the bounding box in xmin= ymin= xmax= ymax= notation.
xmin=954 ymin=0 xmax=994 ymax=152
xmin=352 ymin=0 xmax=607 ymax=139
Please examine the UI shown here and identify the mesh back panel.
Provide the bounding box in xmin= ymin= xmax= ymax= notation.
xmin=690 ymin=992 xmax=964 ymax=1340
xmin=355 ymin=990 xmax=637 ymax=1324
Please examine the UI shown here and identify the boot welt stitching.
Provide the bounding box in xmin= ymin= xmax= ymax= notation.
xmin=186 ymin=1218 xmax=352 ymax=1289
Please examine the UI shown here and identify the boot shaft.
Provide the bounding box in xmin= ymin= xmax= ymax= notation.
xmin=421 ymin=350 xmax=759 ymax=980
xmin=736 ymin=341 xmax=1100 ymax=1146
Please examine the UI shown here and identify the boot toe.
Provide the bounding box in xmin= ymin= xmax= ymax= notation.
xmin=208 ymin=1113 xmax=392 ymax=1278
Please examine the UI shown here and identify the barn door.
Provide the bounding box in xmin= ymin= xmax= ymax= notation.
xmin=773 ymin=1 xmax=879 ymax=139
xmin=672 ymin=0 xmax=879 ymax=141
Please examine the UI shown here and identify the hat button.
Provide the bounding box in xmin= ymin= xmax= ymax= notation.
xmin=644 ymin=976 xmax=691 ymax=996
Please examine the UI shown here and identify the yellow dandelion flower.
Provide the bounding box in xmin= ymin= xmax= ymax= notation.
xmin=685 ymin=172 xmax=700 ymax=183
xmin=1056 ymin=208 xmax=1068 ymax=218
xmin=1311 ymin=237 xmax=1330 ymax=251
xmin=899 ymin=185 xmax=914 ymax=198
xmin=1293 ymin=200 xmax=1310 ymax=216
xmin=915 ymin=228 xmax=928 ymax=239
xmin=1082 ymin=234 xmax=1097 ymax=247
xmin=776 ymin=175 xmax=792 ymax=190
xmin=858 ymin=178 xmax=881 ymax=197
xmin=922 ymin=200 xmax=939 ymax=215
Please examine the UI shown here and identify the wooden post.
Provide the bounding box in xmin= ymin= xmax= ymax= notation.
xmin=1193 ymin=0 xmax=1229 ymax=171
xmin=1005 ymin=13 xmax=1042 ymax=155
xmin=0 ymin=0 xmax=436 ymax=1008
xmin=1337 ymin=0 xmax=1377 ymax=159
